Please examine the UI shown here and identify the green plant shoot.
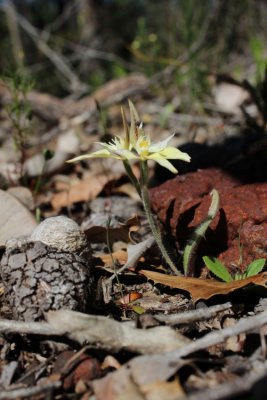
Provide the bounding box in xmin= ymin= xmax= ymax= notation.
xmin=202 ymin=256 xmax=232 ymax=282
xmin=203 ymin=256 xmax=266 ymax=282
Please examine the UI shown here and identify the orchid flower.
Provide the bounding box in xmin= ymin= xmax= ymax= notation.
xmin=134 ymin=133 xmax=190 ymax=173
xmin=67 ymin=101 xmax=191 ymax=275
xmin=67 ymin=135 xmax=136 ymax=163
xmin=68 ymin=102 xmax=190 ymax=174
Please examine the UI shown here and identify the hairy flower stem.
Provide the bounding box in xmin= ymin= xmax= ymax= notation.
xmin=140 ymin=161 xmax=181 ymax=275
xmin=123 ymin=161 xmax=141 ymax=197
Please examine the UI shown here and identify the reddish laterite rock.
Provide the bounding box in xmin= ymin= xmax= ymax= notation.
xmin=150 ymin=168 xmax=267 ymax=274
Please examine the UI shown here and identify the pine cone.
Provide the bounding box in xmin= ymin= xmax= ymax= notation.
xmin=0 ymin=216 xmax=92 ymax=321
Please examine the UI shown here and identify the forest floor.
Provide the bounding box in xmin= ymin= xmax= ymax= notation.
xmin=0 ymin=72 xmax=267 ymax=400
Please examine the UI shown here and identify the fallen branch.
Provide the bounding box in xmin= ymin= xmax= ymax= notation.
xmin=0 ymin=319 xmax=60 ymax=336
xmin=92 ymin=308 xmax=267 ymax=397
xmin=46 ymin=309 xmax=190 ymax=354
xmin=0 ymin=74 xmax=148 ymax=125
xmin=1 ymin=304 xmax=265 ymax=363
xmin=0 ymin=3 xmax=86 ymax=94
xmin=0 ymin=309 xmax=189 ymax=355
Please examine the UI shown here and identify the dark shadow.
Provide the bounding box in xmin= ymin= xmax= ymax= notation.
xmin=175 ymin=202 xmax=201 ymax=245
xmin=198 ymin=208 xmax=229 ymax=257
xmin=175 ymin=207 xmax=228 ymax=276
xmin=164 ymin=198 xmax=175 ymax=238
xmin=152 ymin=131 xmax=267 ymax=186
xmin=161 ymin=198 xmax=179 ymax=264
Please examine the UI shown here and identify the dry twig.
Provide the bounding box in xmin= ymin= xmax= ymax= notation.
xmin=186 ymin=360 xmax=267 ymax=400
xmin=0 ymin=381 xmax=61 ymax=400
xmin=155 ymin=302 xmax=232 ymax=325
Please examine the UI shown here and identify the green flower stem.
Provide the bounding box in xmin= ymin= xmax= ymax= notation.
xmin=123 ymin=160 xmax=141 ymax=197
xmin=140 ymin=161 xmax=181 ymax=276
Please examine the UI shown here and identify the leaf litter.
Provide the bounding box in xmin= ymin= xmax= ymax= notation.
xmin=0 ymin=80 xmax=267 ymax=400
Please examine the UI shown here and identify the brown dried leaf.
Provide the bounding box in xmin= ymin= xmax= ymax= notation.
xmin=93 ymin=366 xmax=144 ymax=400
xmin=113 ymin=182 xmax=141 ymax=201
xmin=51 ymin=174 xmax=110 ymax=210
xmin=140 ymin=378 xmax=184 ymax=400
xmin=140 ymin=270 xmax=267 ymax=302
xmin=93 ymin=357 xmax=187 ymax=400
xmin=98 ymin=249 xmax=128 ymax=266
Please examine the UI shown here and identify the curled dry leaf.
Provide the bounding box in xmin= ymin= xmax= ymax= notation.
xmin=139 ymin=270 xmax=267 ymax=302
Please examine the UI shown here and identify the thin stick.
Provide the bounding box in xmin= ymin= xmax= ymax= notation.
xmin=0 ymin=4 xmax=86 ymax=94
xmin=186 ymin=360 xmax=267 ymax=400
xmin=155 ymin=302 xmax=232 ymax=325
xmin=128 ymin=307 xmax=267 ymax=380
xmin=107 ymin=235 xmax=155 ymax=282
xmin=0 ymin=381 xmax=61 ymax=400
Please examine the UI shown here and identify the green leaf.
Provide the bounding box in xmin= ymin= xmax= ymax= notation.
xmin=245 ymin=259 xmax=266 ymax=277
xmin=203 ymin=256 xmax=233 ymax=282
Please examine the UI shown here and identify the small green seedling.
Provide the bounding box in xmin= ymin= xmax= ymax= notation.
xmin=203 ymin=256 xmax=266 ymax=282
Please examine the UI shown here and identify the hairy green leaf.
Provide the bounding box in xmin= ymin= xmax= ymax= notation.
xmin=245 ymin=258 xmax=266 ymax=277
xmin=183 ymin=189 xmax=220 ymax=275
xmin=203 ymin=256 xmax=233 ymax=282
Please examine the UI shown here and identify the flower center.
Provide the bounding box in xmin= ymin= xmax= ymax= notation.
xmin=136 ymin=136 xmax=150 ymax=157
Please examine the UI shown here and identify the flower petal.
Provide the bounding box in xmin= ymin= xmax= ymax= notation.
xmin=67 ymin=149 xmax=118 ymax=162
xmin=114 ymin=149 xmax=138 ymax=160
xmin=148 ymin=134 xmax=175 ymax=153
xmin=129 ymin=100 xmax=141 ymax=143
xmin=146 ymin=153 xmax=178 ymax=173
xmin=159 ymin=147 xmax=191 ymax=161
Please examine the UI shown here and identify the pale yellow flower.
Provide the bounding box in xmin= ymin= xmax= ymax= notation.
xmin=68 ymin=101 xmax=191 ymax=173
xmin=67 ymin=135 xmax=137 ymax=163
xmin=134 ymin=133 xmax=191 ymax=173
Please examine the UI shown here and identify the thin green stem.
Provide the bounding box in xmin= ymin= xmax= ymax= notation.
xmin=140 ymin=161 xmax=181 ymax=275
xmin=123 ymin=160 xmax=141 ymax=197
xmin=106 ymin=216 xmax=124 ymax=296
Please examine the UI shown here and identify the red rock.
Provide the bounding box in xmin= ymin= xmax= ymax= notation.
xmin=150 ymin=168 xmax=267 ymax=273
